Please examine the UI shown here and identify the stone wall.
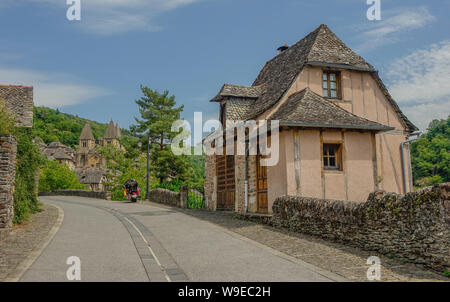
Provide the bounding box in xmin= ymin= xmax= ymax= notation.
xmin=0 ymin=85 xmax=34 ymax=128
xmin=39 ymin=190 xmax=111 ymax=200
xmin=147 ymin=187 xmax=187 ymax=208
xmin=0 ymin=135 xmax=17 ymax=240
xmin=204 ymin=155 xmax=216 ymax=211
xmin=270 ymin=183 xmax=449 ymax=273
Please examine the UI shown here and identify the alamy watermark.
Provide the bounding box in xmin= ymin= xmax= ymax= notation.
xmin=366 ymin=256 xmax=381 ymax=281
xmin=66 ymin=256 xmax=81 ymax=281
xmin=67 ymin=0 xmax=81 ymax=21
xmin=366 ymin=0 xmax=381 ymax=21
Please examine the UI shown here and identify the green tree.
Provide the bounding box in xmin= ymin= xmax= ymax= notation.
xmin=130 ymin=86 xmax=191 ymax=184
xmin=98 ymin=142 xmax=157 ymax=201
xmin=411 ymin=116 xmax=450 ymax=187
xmin=39 ymin=160 xmax=86 ymax=192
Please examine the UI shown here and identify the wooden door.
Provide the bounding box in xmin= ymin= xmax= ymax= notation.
xmin=256 ymin=154 xmax=268 ymax=213
xmin=216 ymin=153 xmax=235 ymax=210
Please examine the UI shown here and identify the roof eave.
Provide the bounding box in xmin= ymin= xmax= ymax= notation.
xmin=306 ymin=61 xmax=375 ymax=72
xmin=278 ymin=121 xmax=394 ymax=132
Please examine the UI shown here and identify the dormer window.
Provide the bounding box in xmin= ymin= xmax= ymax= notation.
xmin=323 ymin=71 xmax=341 ymax=99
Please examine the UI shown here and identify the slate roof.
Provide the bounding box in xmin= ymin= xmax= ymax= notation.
xmin=211 ymin=84 xmax=264 ymax=102
xmin=226 ymin=98 xmax=256 ymax=120
xmin=80 ymin=123 xmax=95 ymax=140
xmin=270 ymin=88 xmax=392 ymax=131
xmin=104 ymin=120 xmax=117 ymax=139
xmin=115 ymin=123 xmax=122 ymax=138
xmin=210 ymin=24 xmax=417 ymax=132
xmin=53 ymin=149 xmax=73 ymax=161
xmin=76 ymin=168 xmax=106 ymax=185
xmin=250 ymin=24 xmax=372 ymax=119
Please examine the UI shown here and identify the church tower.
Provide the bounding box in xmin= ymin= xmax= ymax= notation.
xmin=76 ymin=123 xmax=97 ymax=168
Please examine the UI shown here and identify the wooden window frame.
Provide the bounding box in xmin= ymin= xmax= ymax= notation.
xmin=322 ymin=71 xmax=341 ymax=100
xmin=323 ymin=143 xmax=343 ymax=171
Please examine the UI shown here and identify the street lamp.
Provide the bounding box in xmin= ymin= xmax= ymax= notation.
xmin=145 ymin=135 xmax=150 ymax=201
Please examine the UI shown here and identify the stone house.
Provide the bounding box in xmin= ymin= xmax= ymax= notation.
xmin=204 ymin=24 xmax=418 ymax=214
xmin=75 ymin=167 xmax=107 ymax=192
xmin=39 ymin=141 xmax=76 ymax=170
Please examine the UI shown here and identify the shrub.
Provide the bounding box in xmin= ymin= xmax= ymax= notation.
xmin=12 ymin=128 xmax=43 ymax=224
xmin=39 ymin=160 xmax=86 ymax=192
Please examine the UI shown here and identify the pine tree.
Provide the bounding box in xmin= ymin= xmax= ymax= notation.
xmin=131 ymin=86 xmax=190 ymax=184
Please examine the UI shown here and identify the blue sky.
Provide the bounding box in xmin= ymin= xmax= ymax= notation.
xmin=0 ymin=0 xmax=449 ymax=131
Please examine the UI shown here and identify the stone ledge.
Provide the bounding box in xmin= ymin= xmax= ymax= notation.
xmin=39 ymin=190 xmax=111 ymax=200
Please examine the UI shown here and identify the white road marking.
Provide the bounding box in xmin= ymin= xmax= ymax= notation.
xmin=123 ymin=216 xmax=172 ymax=282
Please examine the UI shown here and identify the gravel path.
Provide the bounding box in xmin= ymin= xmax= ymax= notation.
xmin=0 ymin=204 xmax=59 ymax=281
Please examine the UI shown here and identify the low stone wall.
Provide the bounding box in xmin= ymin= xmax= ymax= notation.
xmin=0 ymin=134 xmax=17 ymax=240
xmin=39 ymin=190 xmax=111 ymax=200
xmin=271 ymin=183 xmax=449 ymax=273
xmin=148 ymin=187 xmax=187 ymax=208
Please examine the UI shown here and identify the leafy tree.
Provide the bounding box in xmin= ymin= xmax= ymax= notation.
xmin=411 ymin=116 xmax=450 ymax=187
xmin=131 ymin=86 xmax=191 ymax=184
xmin=98 ymin=142 xmax=157 ymax=201
xmin=39 ymin=160 xmax=85 ymax=192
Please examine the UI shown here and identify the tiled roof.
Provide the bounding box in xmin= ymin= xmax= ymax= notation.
xmin=76 ymin=168 xmax=106 ymax=184
xmin=53 ymin=149 xmax=73 ymax=161
xmin=270 ymin=88 xmax=392 ymax=131
xmin=104 ymin=120 xmax=117 ymax=139
xmin=211 ymin=24 xmax=416 ymax=132
xmin=211 ymin=84 xmax=264 ymax=102
xmin=250 ymin=24 xmax=372 ymax=119
xmin=80 ymin=123 xmax=95 ymax=140
xmin=226 ymin=98 xmax=256 ymax=120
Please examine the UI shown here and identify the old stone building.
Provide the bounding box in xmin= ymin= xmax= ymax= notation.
xmin=75 ymin=119 xmax=122 ymax=169
xmin=39 ymin=141 xmax=76 ymax=170
xmin=204 ymin=24 xmax=418 ymax=214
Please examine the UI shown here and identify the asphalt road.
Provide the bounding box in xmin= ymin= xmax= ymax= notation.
xmin=20 ymin=196 xmax=340 ymax=282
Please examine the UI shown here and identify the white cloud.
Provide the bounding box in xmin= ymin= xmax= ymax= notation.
xmin=386 ymin=40 xmax=450 ymax=130
xmin=387 ymin=40 xmax=450 ymax=105
xmin=21 ymin=0 xmax=204 ymax=34
xmin=0 ymin=66 xmax=110 ymax=107
xmin=357 ymin=7 xmax=435 ymax=51
xmin=401 ymin=99 xmax=450 ymax=131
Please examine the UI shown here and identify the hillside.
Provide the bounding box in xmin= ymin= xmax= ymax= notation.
xmin=32 ymin=106 xmax=132 ymax=148
xmin=411 ymin=116 xmax=450 ymax=187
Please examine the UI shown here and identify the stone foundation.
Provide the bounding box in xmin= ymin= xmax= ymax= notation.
xmin=271 ymin=183 xmax=450 ymax=273
xmin=0 ymin=134 xmax=17 ymax=241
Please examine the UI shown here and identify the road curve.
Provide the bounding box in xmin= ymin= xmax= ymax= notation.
xmin=21 ymin=196 xmax=339 ymax=282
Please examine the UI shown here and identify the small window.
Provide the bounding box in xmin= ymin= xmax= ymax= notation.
xmin=82 ymin=141 xmax=87 ymax=148
xmin=323 ymin=144 xmax=342 ymax=171
xmin=323 ymin=71 xmax=341 ymax=99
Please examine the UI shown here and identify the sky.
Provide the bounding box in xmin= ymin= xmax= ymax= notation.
xmin=0 ymin=0 xmax=449 ymax=132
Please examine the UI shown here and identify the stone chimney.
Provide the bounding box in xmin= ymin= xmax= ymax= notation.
xmin=277 ymin=43 xmax=289 ymax=54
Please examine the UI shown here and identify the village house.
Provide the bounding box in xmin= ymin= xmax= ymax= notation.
xmin=204 ymin=24 xmax=418 ymax=214
xmin=38 ymin=141 xmax=76 ymax=170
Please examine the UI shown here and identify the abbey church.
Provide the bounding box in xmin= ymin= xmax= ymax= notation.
xmin=76 ymin=119 xmax=122 ymax=169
